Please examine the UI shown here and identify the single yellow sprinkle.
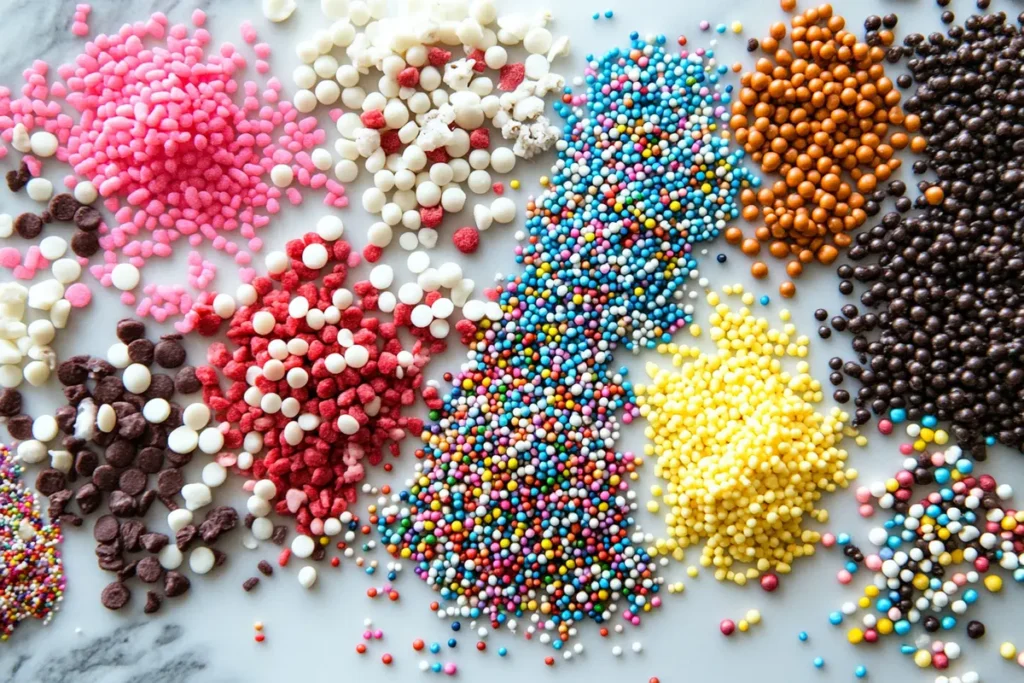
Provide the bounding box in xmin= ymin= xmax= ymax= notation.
xmin=637 ymin=290 xmax=854 ymax=581
xmin=510 ymin=179 xmax=520 ymax=189
xmin=731 ymin=21 xmax=743 ymax=33
xmin=539 ymin=176 xmax=549 ymax=186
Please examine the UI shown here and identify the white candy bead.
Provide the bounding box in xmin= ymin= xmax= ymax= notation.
xmin=252 ymin=517 xmax=274 ymax=540
xmin=189 ymin=547 xmax=216 ymax=574
xmin=182 ymin=482 xmax=213 ymax=510
xmin=168 ymin=426 xmax=200 ymax=454
xmin=298 ymin=565 xmax=318 ymax=589
xmin=111 ymin=263 xmax=140 ymax=291
xmin=26 ymin=178 xmax=53 ymax=202
xmin=168 ymin=509 xmax=193 ymax=532
xmin=143 ymin=398 xmax=171 ymax=424
xmin=183 ymin=403 xmax=211 ymax=430
xmin=122 ymin=363 xmax=151 ymax=394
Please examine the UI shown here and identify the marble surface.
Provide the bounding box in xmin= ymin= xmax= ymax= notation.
xmin=1 ymin=0 xmax=1024 ymax=682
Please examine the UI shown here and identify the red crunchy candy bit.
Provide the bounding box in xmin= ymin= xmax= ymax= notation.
xmin=452 ymin=226 xmax=480 ymax=254
xmin=363 ymin=245 xmax=383 ymax=262
xmin=467 ymin=49 xmax=487 ymax=72
xmin=396 ymin=66 xmax=420 ymax=88
xmin=380 ymin=130 xmax=402 ymax=155
xmin=195 ymin=365 xmax=219 ymax=385
xmin=425 ymin=147 xmax=449 ymax=164
xmin=492 ymin=183 xmax=504 ymax=195
xmin=285 ymin=239 xmax=305 ymax=259
xmin=427 ymin=47 xmax=451 ymax=67
xmin=360 ymin=110 xmax=386 ymax=129
xmin=207 ymin=343 xmax=230 ymax=367
xmin=419 ymin=206 xmax=443 ymax=228
xmin=469 ymin=128 xmax=490 ymax=149
xmin=499 ymin=63 xmax=525 ymax=91
xmin=196 ymin=312 xmax=222 ymax=336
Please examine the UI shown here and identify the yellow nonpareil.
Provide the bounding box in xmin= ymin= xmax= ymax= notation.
xmin=636 ymin=292 xmax=856 ymax=584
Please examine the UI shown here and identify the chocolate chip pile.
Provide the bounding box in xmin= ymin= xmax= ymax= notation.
xmin=1 ymin=318 xmax=239 ymax=612
xmin=6 ymin=163 xmax=102 ymax=257
xmin=826 ymin=11 xmax=1024 ymax=452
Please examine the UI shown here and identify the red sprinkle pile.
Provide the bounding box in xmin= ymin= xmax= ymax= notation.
xmin=198 ymin=230 xmax=445 ymax=535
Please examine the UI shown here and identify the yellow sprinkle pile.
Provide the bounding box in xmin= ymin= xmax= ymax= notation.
xmin=636 ymin=290 xmax=858 ymax=585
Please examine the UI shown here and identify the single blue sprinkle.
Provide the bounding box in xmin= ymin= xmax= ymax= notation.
xmin=890 ymin=408 xmax=907 ymax=423
xmin=592 ymin=12 xmax=600 ymax=19
xmin=451 ymin=622 xmax=461 ymax=632
xmin=498 ymin=647 xmax=508 ymax=657
xmin=760 ymin=295 xmax=770 ymax=305
xmin=922 ymin=415 xmax=937 ymax=428
xmin=604 ymin=9 xmax=614 ymax=18
xmin=798 ymin=631 xmax=809 ymax=642
xmin=829 ymin=612 xmax=843 ymax=626
xmin=432 ymin=663 xmax=443 ymax=673
xmin=986 ymin=435 xmax=996 ymax=446
xmin=855 ymin=665 xmax=868 ymax=678
xmin=717 ymin=253 xmax=727 ymax=263
xmin=715 ymin=23 xmax=727 ymax=33
xmin=813 ymin=657 xmax=825 ymax=669
xmin=448 ymin=638 xmax=458 ymax=648
xmin=430 ymin=643 xmax=441 ymax=654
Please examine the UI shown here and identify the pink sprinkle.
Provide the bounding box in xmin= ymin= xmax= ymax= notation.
xmin=64 ymin=283 xmax=92 ymax=307
xmin=877 ymin=419 xmax=893 ymax=435
xmin=865 ymin=555 xmax=882 ymax=571
xmin=855 ymin=487 xmax=871 ymax=504
xmin=858 ymin=504 xmax=874 ymax=518
xmin=191 ymin=9 xmax=207 ymax=26
xmin=837 ymin=569 xmax=852 ymax=584
xmin=0 ymin=247 xmax=21 ymax=269
xmin=820 ymin=533 xmax=836 ymax=548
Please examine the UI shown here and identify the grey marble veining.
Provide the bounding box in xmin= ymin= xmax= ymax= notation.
xmin=0 ymin=1 xmax=1022 ymax=683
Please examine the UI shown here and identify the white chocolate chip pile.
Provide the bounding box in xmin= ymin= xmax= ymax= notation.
xmin=0 ymin=243 xmax=87 ymax=388
xmin=279 ymin=0 xmax=568 ymax=312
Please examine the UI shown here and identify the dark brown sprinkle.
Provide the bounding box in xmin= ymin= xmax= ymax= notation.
xmin=93 ymin=376 xmax=125 ymax=404
xmin=6 ymin=414 xmax=33 ymax=441
xmin=137 ymin=489 xmax=157 ymax=516
xmin=212 ymin=548 xmax=227 ymax=567
xmin=140 ymin=531 xmax=169 ymax=553
xmin=35 ymin=469 xmax=67 ymax=496
xmin=55 ymin=406 xmax=77 ymax=434
xmin=127 ymin=339 xmax=155 ymax=365
xmin=75 ymin=450 xmax=99 ymax=477
xmin=144 ymin=590 xmax=162 ymax=614
xmin=244 ymin=513 xmax=255 ymax=529
xmin=157 ymin=494 xmax=179 ymax=511
xmin=108 ymin=490 xmax=137 ymax=517
xmin=95 ymin=540 xmax=122 ymax=559
xmin=93 ymin=514 xmax=120 ymax=543
xmin=59 ymin=513 xmax=83 ymax=527
xmin=154 ymin=338 xmax=186 ymax=369
xmin=164 ymin=448 xmax=193 ymax=468
xmin=87 ymin=357 xmax=116 ymax=378
xmin=175 ymin=524 xmax=198 ymax=551
xmin=117 ymin=561 xmax=138 ymax=583
xmin=156 ymin=468 xmax=184 ymax=498
xmin=6 ymin=168 xmax=26 ymax=192
xmin=136 ymin=447 xmax=165 ymax=474
xmin=71 ymin=230 xmax=100 ymax=257
xmin=144 ymin=374 xmax=174 ymax=400
xmin=116 ymin=319 xmax=146 ymax=344
xmin=73 ymin=205 xmax=102 ymax=231
xmin=75 ymin=482 xmax=101 ymax=514
xmin=119 ymin=468 xmax=147 ymax=496
xmin=271 ymin=525 xmax=287 ymax=545
xmin=111 ymin=400 xmax=137 ymax=420
xmin=13 ymin=213 xmax=43 ymax=239
xmin=0 ymin=388 xmax=21 ymax=417
xmin=48 ymin=193 xmax=80 ymax=221
xmin=257 ymin=560 xmax=273 ymax=576
xmin=120 ymin=519 xmax=146 ymax=552
xmin=63 ymin=384 xmax=91 ymax=406
xmin=746 ymin=38 xmax=758 ymax=52
xmin=164 ymin=570 xmax=190 ymax=597
xmin=311 ymin=545 xmax=326 ymax=562
xmin=116 ymin=413 xmax=147 ymax=441
xmin=48 ymin=489 xmax=73 ymax=518
xmin=174 ymin=366 xmax=201 ymax=394
xmin=136 ymin=556 xmax=164 ymax=584
xmin=104 ymin=439 xmax=136 ymax=468
xmin=40 ymin=210 xmax=53 ymax=224
xmin=243 ymin=577 xmax=260 ymax=592
xmin=101 ymin=583 xmax=132 ymax=613
xmin=92 ymin=464 xmax=119 ymax=491
xmin=199 ymin=506 xmax=239 ymax=544
xmin=98 ymin=554 xmax=126 ymax=572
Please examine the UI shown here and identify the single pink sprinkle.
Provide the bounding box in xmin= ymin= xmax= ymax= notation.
xmin=858 ymin=504 xmax=874 ymax=518
xmin=837 ymin=570 xmax=852 ymax=584
xmin=820 ymin=533 xmax=836 ymax=548
xmin=0 ymin=247 xmax=21 ymax=269
xmin=191 ymin=9 xmax=207 ymax=26
xmin=64 ymin=283 xmax=92 ymax=307
xmin=855 ymin=487 xmax=871 ymax=504
xmin=865 ymin=555 xmax=882 ymax=571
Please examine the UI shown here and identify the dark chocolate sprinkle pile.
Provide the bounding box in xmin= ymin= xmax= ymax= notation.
xmin=827 ymin=12 xmax=1024 ymax=452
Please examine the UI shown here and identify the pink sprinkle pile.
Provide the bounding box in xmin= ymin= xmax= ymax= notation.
xmin=0 ymin=12 xmax=335 ymax=329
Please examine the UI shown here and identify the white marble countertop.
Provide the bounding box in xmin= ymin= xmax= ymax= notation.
xmin=2 ymin=0 xmax=1024 ymax=682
